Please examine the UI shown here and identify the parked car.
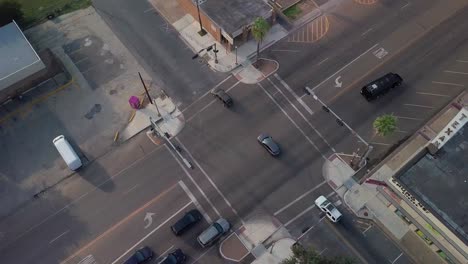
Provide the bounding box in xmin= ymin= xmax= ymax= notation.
xmin=123 ymin=246 xmax=154 ymax=264
xmin=315 ymin=195 xmax=342 ymax=223
xmin=257 ymin=133 xmax=281 ymax=156
xmin=160 ymin=248 xmax=186 ymax=264
xmin=211 ymin=88 xmax=233 ymax=107
xmin=197 ymin=218 xmax=230 ymax=247
xmin=171 ymin=209 xmax=203 ymax=236
xmin=360 ymin=72 xmax=403 ymax=101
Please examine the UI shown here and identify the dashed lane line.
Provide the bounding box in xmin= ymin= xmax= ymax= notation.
xmin=416 ymin=92 xmax=451 ymax=97
xmin=432 ymin=81 xmax=465 ymax=87
xmin=403 ymin=103 xmax=435 ymax=109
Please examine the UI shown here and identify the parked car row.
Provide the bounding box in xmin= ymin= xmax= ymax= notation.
xmin=124 ymin=210 xmax=230 ymax=263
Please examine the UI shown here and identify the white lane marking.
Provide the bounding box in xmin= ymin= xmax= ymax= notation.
xmin=310 ymin=43 xmax=379 ymax=91
xmin=403 ymin=103 xmax=434 ymax=109
xmin=258 ymin=83 xmax=327 ymax=159
xmin=274 ymin=73 xmax=315 ymax=115
xmin=267 ymin=78 xmax=336 ymax=152
xmin=182 ymin=75 xmax=233 ymax=113
xmin=284 ymin=192 xmax=334 ymax=227
xmin=157 ymin=245 xmax=174 ymax=262
xmin=143 ymin=8 xmax=154 ymax=13
xmin=444 ymin=70 xmax=468 ymax=75
xmin=186 ymin=81 xmax=240 ymax=123
xmin=284 ymin=204 xmax=316 ymax=227
xmin=432 ymin=81 xmax=465 ymax=87
xmin=317 ymin=57 xmax=329 ymax=65
xmin=362 ymin=224 xmax=373 ymax=235
xmin=178 ymin=180 xmax=212 ymax=223
xmin=49 ymin=230 xmax=70 ymax=244
xmin=319 ymin=248 xmax=328 ymax=255
xmin=456 ymin=60 xmax=468 ymax=63
xmin=390 ymin=252 xmax=404 ymax=264
xmin=297 ymin=215 xmax=326 ymax=241
xmin=123 ymin=184 xmax=139 ymax=195
xmin=274 ymin=181 xmax=327 ymax=216
xmin=271 ymin=49 xmax=301 ymax=52
xmin=394 ymin=115 xmax=422 ymax=121
xmin=189 ymin=246 xmax=216 ymax=264
xmin=175 ymin=138 xmax=244 ymax=225
xmin=396 ymin=129 xmax=408 ymax=134
xmin=361 ymin=27 xmax=374 ymax=36
xmin=164 ymin=145 xmax=221 ymax=218
xmin=8 ymin=146 xmax=166 ymax=247
xmin=334 ymin=200 xmax=342 ymax=206
xmin=370 ymin=142 xmax=391 ymax=146
xmin=111 ymin=202 xmax=192 ymax=264
xmin=416 ymin=92 xmax=450 ymax=97
xmin=401 ymin=2 xmax=410 ymax=9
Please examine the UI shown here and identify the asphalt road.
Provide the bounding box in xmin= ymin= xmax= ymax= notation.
xmin=1 ymin=0 xmax=468 ymax=264
xmin=91 ymin=0 xmax=227 ymax=108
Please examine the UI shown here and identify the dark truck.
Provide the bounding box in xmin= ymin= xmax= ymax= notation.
xmin=360 ymin=73 xmax=403 ymax=101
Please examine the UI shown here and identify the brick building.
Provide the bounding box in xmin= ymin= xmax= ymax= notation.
xmin=177 ymin=0 xmax=274 ymax=50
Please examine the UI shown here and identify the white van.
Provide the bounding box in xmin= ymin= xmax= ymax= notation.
xmin=52 ymin=135 xmax=82 ymax=171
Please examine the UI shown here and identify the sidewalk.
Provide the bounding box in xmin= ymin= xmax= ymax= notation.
xmin=324 ymin=92 xmax=468 ymax=264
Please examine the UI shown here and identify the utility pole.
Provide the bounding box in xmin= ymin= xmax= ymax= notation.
xmin=305 ymin=87 xmax=373 ymax=168
xmin=139 ymin=72 xmax=160 ymax=117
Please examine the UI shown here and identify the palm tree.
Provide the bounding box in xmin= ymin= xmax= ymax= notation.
xmin=373 ymin=114 xmax=397 ymax=137
xmin=251 ymin=17 xmax=270 ymax=65
xmin=282 ymin=243 xmax=356 ymax=264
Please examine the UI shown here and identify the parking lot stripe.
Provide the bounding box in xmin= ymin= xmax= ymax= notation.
xmin=175 ymin=138 xmax=244 ymax=224
xmin=165 ymin=145 xmax=221 ymax=218
xmin=258 ymin=82 xmax=326 ymax=158
xmin=416 ymin=92 xmax=450 ymax=97
xmin=432 ymin=81 xmax=465 ymax=87
xmin=390 ymin=252 xmax=404 ymax=264
xmin=394 ymin=115 xmax=423 ymax=121
xmin=156 ymin=246 xmax=174 ymax=261
xmin=317 ymin=57 xmax=329 ymax=65
xmin=274 ymin=181 xmax=327 ymax=216
xmin=267 ymin=78 xmax=336 ymax=152
xmin=370 ymin=142 xmax=391 ymax=146
xmin=444 ymin=70 xmax=468 ymax=75
xmin=111 ymin=202 xmax=192 ymax=264
xmin=179 ymin=180 xmax=212 ymax=223
xmin=404 ymin=103 xmax=435 ymax=109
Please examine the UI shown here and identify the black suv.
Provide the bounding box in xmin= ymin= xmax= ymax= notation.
xmin=211 ymin=88 xmax=233 ymax=107
xmin=171 ymin=209 xmax=203 ymax=236
xmin=360 ymin=73 xmax=403 ymax=101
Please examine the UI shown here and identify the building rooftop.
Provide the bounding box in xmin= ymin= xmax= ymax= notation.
xmin=398 ymin=123 xmax=468 ymax=244
xmin=200 ymin=0 xmax=272 ymax=36
xmin=0 ymin=21 xmax=41 ymax=91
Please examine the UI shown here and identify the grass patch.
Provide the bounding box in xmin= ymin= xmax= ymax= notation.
xmin=283 ymin=4 xmax=301 ymax=20
xmin=0 ymin=0 xmax=92 ymax=28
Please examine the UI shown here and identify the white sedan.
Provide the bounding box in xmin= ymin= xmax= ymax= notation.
xmin=315 ymin=195 xmax=342 ymax=223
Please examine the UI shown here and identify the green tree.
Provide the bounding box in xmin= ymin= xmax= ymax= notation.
xmin=251 ymin=17 xmax=270 ymax=65
xmin=0 ymin=1 xmax=24 ymax=27
xmin=282 ymin=243 xmax=356 ymax=264
xmin=373 ymin=114 xmax=397 ymax=137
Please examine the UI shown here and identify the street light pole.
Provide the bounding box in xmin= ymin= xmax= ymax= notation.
xmin=305 ymin=86 xmax=373 ymax=168
xmin=213 ymin=43 xmax=218 ymax=64
xmin=235 ymin=46 xmax=238 ymax=65
xmin=195 ymin=0 xmax=206 ymax=36
xmin=139 ymin=72 xmax=160 ymax=117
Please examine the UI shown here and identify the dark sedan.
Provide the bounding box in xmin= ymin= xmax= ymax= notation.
xmin=124 ymin=246 xmax=154 ymax=264
xmin=160 ymin=248 xmax=187 ymax=264
xmin=257 ymin=133 xmax=280 ymax=156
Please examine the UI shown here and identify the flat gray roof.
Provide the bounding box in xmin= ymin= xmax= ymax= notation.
xmin=398 ymin=124 xmax=468 ymax=244
xmin=201 ymin=0 xmax=272 ymax=36
xmin=0 ymin=21 xmax=41 ymax=84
